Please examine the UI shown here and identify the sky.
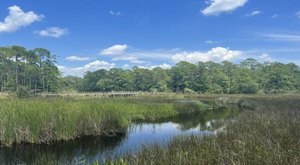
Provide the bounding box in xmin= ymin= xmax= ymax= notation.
xmin=1 ymin=0 xmax=300 ymax=76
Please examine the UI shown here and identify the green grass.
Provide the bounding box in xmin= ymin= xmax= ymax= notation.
xmin=0 ymin=96 xmax=211 ymax=146
xmin=2 ymin=94 xmax=300 ymax=164
xmin=107 ymin=96 xmax=300 ymax=165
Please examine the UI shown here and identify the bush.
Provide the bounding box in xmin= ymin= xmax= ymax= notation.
xmin=16 ymin=86 xmax=30 ymax=98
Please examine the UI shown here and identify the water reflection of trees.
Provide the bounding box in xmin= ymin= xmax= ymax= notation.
xmin=0 ymin=134 xmax=126 ymax=164
xmin=147 ymin=104 xmax=240 ymax=131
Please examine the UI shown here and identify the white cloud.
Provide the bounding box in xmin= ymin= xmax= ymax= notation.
xmin=35 ymin=27 xmax=69 ymax=38
xmin=150 ymin=63 xmax=172 ymax=69
xmin=59 ymin=46 xmax=246 ymax=76
xmin=58 ymin=60 xmax=116 ymax=77
xmin=202 ymin=0 xmax=248 ymax=16
xmin=246 ymin=10 xmax=261 ymax=17
xmin=259 ymin=53 xmax=273 ymax=62
xmin=112 ymin=56 xmax=146 ymax=64
xmin=262 ymin=34 xmax=300 ymax=41
xmin=296 ymin=11 xmax=300 ymax=18
xmin=65 ymin=56 xmax=91 ymax=61
xmin=122 ymin=64 xmax=131 ymax=69
xmin=172 ymin=47 xmax=242 ymax=63
xmin=137 ymin=63 xmax=172 ymax=70
xmin=78 ymin=60 xmax=115 ymax=71
xmin=0 ymin=5 xmax=43 ymax=33
xmin=100 ymin=44 xmax=128 ymax=55
xmin=109 ymin=10 xmax=122 ymax=16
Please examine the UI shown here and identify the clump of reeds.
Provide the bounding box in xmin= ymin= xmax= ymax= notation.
xmin=0 ymin=97 xmax=210 ymax=146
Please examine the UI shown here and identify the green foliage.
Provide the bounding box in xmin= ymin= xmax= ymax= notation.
xmin=169 ymin=61 xmax=197 ymax=92
xmin=60 ymin=76 xmax=83 ymax=92
xmin=0 ymin=46 xmax=60 ymax=94
xmin=1 ymin=45 xmax=300 ymax=95
xmin=16 ymin=86 xmax=30 ymax=98
xmin=77 ymin=58 xmax=300 ymax=94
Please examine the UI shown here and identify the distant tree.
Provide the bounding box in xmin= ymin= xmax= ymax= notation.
xmin=189 ymin=62 xmax=208 ymax=93
xmin=82 ymin=70 xmax=108 ymax=91
xmin=132 ymin=67 xmax=154 ymax=91
xmin=240 ymin=58 xmax=260 ymax=70
xmin=169 ymin=61 xmax=197 ymax=92
xmin=204 ymin=62 xmax=230 ymax=94
xmin=152 ymin=67 xmax=171 ymax=92
xmin=236 ymin=68 xmax=259 ymax=94
xmin=61 ymin=76 xmax=83 ymax=91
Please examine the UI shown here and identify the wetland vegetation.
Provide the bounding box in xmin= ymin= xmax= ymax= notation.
xmin=1 ymin=0 xmax=300 ymax=163
xmin=0 ymin=95 xmax=214 ymax=146
xmin=1 ymin=46 xmax=300 ymax=164
xmin=0 ymin=98 xmax=239 ymax=164
xmin=0 ymin=94 xmax=299 ymax=164
xmin=106 ymin=95 xmax=300 ymax=165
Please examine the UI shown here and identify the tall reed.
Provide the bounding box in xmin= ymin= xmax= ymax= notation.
xmin=0 ymin=97 xmax=211 ymax=146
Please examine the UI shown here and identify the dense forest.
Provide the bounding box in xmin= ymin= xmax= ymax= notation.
xmin=1 ymin=46 xmax=300 ymax=95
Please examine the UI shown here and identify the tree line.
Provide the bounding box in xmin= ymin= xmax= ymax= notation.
xmin=64 ymin=59 xmax=300 ymax=94
xmin=1 ymin=46 xmax=300 ymax=95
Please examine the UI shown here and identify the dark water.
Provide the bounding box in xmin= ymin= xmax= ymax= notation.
xmin=0 ymin=103 xmax=240 ymax=165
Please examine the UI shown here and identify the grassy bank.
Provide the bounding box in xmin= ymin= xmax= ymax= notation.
xmin=0 ymin=97 xmax=210 ymax=146
xmin=109 ymin=96 xmax=300 ymax=165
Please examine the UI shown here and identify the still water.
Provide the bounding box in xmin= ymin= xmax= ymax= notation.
xmin=0 ymin=103 xmax=239 ymax=164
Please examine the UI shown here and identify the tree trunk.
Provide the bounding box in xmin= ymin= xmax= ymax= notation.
xmin=35 ymin=82 xmax=37 ymax=95
xmin=16 ymin=64 xmax=19 ymax=92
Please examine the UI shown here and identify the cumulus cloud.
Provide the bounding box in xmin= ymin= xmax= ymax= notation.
xmin=112 ymin=56 xmax=146 ymax=64
xmin=35 ymin=27 xmax=69 ymax=38
xmin=246 ymin=10 xmax=261 ymax=17
xmin=58 ymin=60 xmax=115 ymax=76
xmin=109 ymin=10 xmax=122 ymax=16
xmin=100 ymin=44 xmax=128 ymax=55
xmin=0 ymin=5 xmax=43 ymax=33
xmin=59 ymin=46 xmax=247 ymax=76
xmin=202 ymin=0 xmax=248 ymax=16
xmin=65 ymin=56 xmax=91 ymax=61
xmin=172 ymin=47 xmax=242 ymax=63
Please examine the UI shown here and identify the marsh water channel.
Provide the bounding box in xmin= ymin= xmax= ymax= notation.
xmin=0 ymin=101 xmax=240 ymax=164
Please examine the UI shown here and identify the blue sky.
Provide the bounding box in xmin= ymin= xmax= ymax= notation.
xmin=1 ymin=0 xmax=300 ymax=76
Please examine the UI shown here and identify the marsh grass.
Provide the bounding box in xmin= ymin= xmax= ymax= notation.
xmin=0 ymin=97 xmax=210 ymax=146
xmin=109 ymin=96 xmax=300 ymax=165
